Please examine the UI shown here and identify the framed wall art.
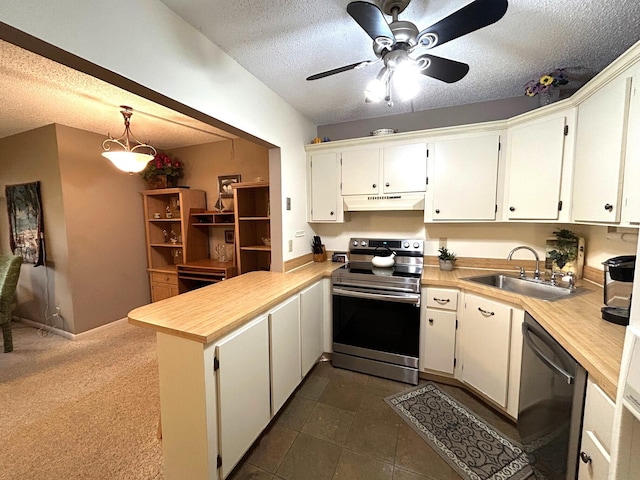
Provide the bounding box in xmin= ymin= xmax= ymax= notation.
xmin=218 ymin=174 xmax=241 ymax=198
xmin=224 ymin=230 xmax=235 ymax=244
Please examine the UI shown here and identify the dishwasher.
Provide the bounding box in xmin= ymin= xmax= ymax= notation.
xmin=518 ymin=312 xmax=587 ymax=480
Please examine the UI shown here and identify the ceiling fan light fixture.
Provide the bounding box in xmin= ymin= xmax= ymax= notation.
xmin=102 ymin=106 xmax=156 ymax=174
xmin=365 ymin=67 xmax=391 ymax=103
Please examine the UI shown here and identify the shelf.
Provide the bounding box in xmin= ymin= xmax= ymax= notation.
xmin=148 ymin=265 xmax=178 ymax=274
xmin=149 ymin=218 xmax=181 ymax=222
xmin=239 ymin=217 xmax=270 ymax=221
xmin=240 ymin=245 xmax=271 ymax=252
xmin=150 ymin=243 xmax=184 ymax=248
xmin=192 ymin=223 xmax=235 ymax=227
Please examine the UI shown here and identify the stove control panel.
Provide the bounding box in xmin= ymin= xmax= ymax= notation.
xmin=349 ymin=238 xmax=423 ymax=254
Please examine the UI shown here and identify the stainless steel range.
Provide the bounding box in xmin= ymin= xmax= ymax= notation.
xmin=331 ymin=238 xmax=423 ymax=385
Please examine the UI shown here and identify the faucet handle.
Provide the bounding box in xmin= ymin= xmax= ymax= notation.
xmin=550 ymin=271 xmax=564 ymax=285
xmin=513 ymin=265 xmax=526 ymax=278
xmin=563 ymin=271 xmax=576 ymax=289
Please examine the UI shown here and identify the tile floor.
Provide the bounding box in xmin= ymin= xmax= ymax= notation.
xmin=229 ymin=361 xmax=519 ymax=480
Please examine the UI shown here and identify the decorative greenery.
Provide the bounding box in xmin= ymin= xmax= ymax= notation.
xmin=139 ymin=153 xmax=184 ymax=181
xmin=437 ymin=247 xmax=456 ymax=262
xmin=524 ymin=68 xmax=568 ymax=97
xmin=547 ymin=229 xmax=579 ymax=269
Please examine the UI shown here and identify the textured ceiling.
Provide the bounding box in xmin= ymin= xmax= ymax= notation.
xmin=0 ymin=41 xmax=235 ymax=149
xmin=159 ymin=0 xmax=640 ymax=126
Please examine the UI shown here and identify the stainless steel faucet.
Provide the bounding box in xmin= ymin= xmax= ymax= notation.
xmin=507 ymin=246 xmax=541 ymax=280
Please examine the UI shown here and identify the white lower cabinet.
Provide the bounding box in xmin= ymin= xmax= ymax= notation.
xmin=216 ymin=315 xmax=271 ymax=478
xmin=459 ymin=292 xmax=523 ymax=415
xmin=579 ymin=378 xmax=615 ymax=479
xmin=420 ymin=287 xmax=458 ymax=375
xmin=269 ymin=296 xmax=302 ymax=416
xmin=300 ymin=280 xmax=324 ymax=376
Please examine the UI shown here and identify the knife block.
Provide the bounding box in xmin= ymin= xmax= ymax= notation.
xmin=313 ymin=245 xmax=327 ymax=262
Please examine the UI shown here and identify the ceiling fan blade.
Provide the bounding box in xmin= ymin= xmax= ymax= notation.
xmin=347 ymin=1 xmax=394 ymax=42
xmin=416 ymin=54 xmax=470 ymax=83
xmin=306 ymin=61 xmax=373 ymax=81
xmin=417 ymin=0 xmax=508 ymax=48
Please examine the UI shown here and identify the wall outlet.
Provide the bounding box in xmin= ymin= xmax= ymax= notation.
xmin=439 ymin=237 xmax=447 ymax=249
xmin=288 ymin=239 xmax=293 ymax=252
xmin=286 ymin=197 xmax=291 ymax=210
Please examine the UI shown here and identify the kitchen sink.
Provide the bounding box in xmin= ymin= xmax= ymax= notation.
xmin=462 ymin=274 xmax=585 ymax=301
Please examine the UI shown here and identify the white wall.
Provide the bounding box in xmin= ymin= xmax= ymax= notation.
xmin=0 ymin=0 xmax=317 ymax=268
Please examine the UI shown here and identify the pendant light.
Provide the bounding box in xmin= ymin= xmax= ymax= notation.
xmin=102 ymin=106 xmax=156 ymax=173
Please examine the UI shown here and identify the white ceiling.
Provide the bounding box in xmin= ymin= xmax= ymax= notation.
xmin=1 ymin=0 xmax=640 ymax=146
xmin=0 ymin=40 xmax=236 ymax=149
xmin=159 ymin=0 xmax=640 ymax=126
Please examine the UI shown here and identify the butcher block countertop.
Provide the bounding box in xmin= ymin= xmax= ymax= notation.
xmin=128 ymin=261 xmax=625 ymax=400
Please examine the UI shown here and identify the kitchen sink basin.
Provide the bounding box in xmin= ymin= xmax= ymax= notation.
xmin=463 ymin=274 xmax=584 ymax=301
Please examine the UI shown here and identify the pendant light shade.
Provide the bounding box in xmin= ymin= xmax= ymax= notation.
xmin=102 ymin=106 xmax=156 ymax=173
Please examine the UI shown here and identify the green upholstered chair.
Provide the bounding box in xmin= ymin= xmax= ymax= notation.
xmin=0 ymin=254 xmax=23 ymax=353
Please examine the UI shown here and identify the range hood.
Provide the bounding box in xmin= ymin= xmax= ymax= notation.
xmin=343 ymin=193 xmax=425 ymax=212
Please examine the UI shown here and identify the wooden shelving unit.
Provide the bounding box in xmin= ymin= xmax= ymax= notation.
xmin=142 ymin=188 xmax=207 ymax=301
xmin=232 ymin=181 xmax=271 ymax=274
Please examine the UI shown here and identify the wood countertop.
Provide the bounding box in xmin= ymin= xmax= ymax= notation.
xmin=128 ymin=261 xmax=343 ymax=344
xmin=128 ymin=261 xmax=625 ymax=399
xmin=422 ymin=266 xmax=625 ymax=400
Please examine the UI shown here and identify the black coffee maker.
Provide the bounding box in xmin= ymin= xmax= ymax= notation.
xmin=601 ymin=255 xmax=636 ymax=325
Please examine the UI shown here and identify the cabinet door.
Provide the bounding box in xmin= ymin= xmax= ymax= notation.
xmin=269 ymin=296 xmax=302 ymax=416
xmin=300 ymin=281 xmax=324 ymax=377
xmin=578 ymin=430 xmax=611 ymax=480
xmin=572 ymin=74 xmax=632 ymax=223
xmin=461 ymin=293 xmax=512 ymax=407
xmin=216 ymin=315 xmax=271 ymax=478
xmin=341 ymin=148 xmax=380 ymax=195
xmin=506 ymin=115 xmax=567 ymax=220
xmin=309 ymin=153 xmax=342 ymax=222
xmin=422 ymin=309 xmax=456 ymax=374
xmin=383 ymin=143 xmax=427 ymax=193
xmin=431 ymin=134 xmax=500 ymax=220
xmin=621 ymin=70 xmax=640 ymax=225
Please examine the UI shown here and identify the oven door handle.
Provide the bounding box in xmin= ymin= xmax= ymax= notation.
xmin=333 ymin=287 xmax=420 ymax=305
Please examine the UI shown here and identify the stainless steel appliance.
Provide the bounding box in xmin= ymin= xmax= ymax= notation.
xmin=518 ymin=312 xmax=587 ymax=480
xmin=331 ymin=238 xmax=423 ymax=385
xmin=602 ymin=255 xmax=636 ymax=325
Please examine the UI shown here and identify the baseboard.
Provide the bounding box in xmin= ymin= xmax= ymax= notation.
xmin=15 ymin=317 xmax=129 ymax=341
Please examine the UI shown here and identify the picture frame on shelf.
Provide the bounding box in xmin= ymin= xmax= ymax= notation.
xmin=225 ymin=230 xmax=235 ymax=244
xmin=218 ymin=174 xmax=241 ymax=198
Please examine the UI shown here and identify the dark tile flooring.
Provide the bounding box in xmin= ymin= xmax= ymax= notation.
xmin=229 ymin=361 xmax=519 ymax=480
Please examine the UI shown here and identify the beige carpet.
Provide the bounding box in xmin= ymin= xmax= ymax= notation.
xmin=0 ymin=321 xmax=163 ymax=480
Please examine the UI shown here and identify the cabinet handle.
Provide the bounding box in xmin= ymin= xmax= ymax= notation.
xmin=478 ymin=307 xmax=495 ymax=316
xmin=385 ymin=182 xmax=390 ymax=187
xmin=428 ymin=318 xmax=434 ymax=324
xmin=433 ymin=297 xmax=450 ymax=304
xmin=372 ymin=184 xmax=377 ymax=189
xmin=330 ymin=211 xmax=334 ymax=216
xmin=580 ymin=452 xmax=592 ymax=464
xmin=435 ymin=209 xmax=440 ymax=214
xmin=509 ymin=206 xmax=515 ymax=212
xmin=604 ymin=203 xmax=613 ymax=212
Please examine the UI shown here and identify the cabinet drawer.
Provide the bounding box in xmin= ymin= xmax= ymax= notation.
xmin=425 ymin=288 xmax=458 ymax=311
xmin=578 ymin=430 xmax=610 ymax=480
xmin=150 ymin=271 xmax=178 ymax=286
xmin=582 ymin=379 xmax=615 ymax=453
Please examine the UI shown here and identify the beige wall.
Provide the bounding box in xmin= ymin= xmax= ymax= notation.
xmin=55 ymin=124 xmax=149 ymax=332
xmin=0 ymin=125 xmax=74 ymax=330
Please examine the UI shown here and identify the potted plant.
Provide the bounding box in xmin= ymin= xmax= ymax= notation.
xmin=546 ymin=229 xmax=579 ymax=271
xmin=437 ymin=247 xmax=456 ymax=271
xmin=140 ymin=152 xmax=184 ymax=189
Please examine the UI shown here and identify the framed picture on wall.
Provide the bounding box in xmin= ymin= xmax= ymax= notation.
xmin=218 ymin=174 xmax=241 ymax=198
xmin=224 ymin=230 xmax=235 ymax=244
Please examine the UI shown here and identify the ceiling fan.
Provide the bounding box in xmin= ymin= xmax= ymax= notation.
xmin=307 ymin=0 xmax=508 ymax=105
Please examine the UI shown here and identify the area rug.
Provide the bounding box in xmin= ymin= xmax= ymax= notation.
xmin=385 ymin=383 xmax=533 ymax=480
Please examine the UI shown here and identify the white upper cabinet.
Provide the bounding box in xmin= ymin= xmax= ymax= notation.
xmin=427 ymin=133 xmax=501 ymax=221
xmin=382 ymin=143 xmax=428 ymax=194
xmin=572 ymin=74 xmax=632 ymax=223
xmin=308 ymin=152 xmax=344 ymax=223
xmin=341 ymin=143 xmax=427 ymax=196
xmin=341 ymin=148 xmax=381 ymax=195
xmin=621 ymin=68 xmax=640 ymax=226
xmin=505 ymin=111 xmax=574 ymax=220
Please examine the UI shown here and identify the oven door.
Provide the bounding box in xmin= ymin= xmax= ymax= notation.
xmin=332 ymin=285 xmax=420 ymax=366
